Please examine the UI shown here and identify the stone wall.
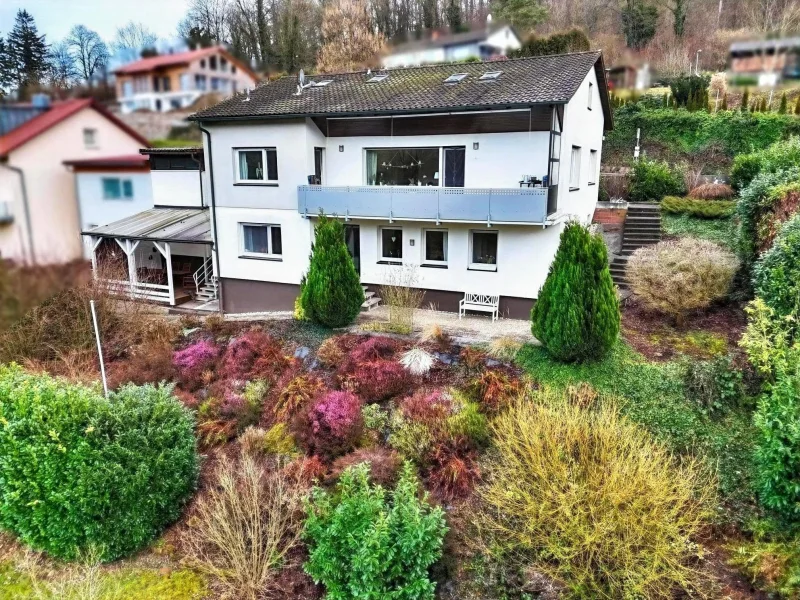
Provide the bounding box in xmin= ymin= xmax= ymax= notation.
xmin=592 ymin=201 xmax=628 ymax=260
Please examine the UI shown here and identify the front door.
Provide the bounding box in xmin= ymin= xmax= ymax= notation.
xmin=344 ymin=225 xmax=360 ymax=274
xmin=444 ymin=146 xmax=466 ymax=187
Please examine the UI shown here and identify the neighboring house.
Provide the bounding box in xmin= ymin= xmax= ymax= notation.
xmin=81 ymin=147 xmax=215 ymax=307
xmin=382 ymin=25 xmax=521 ymax=68
xmin=166 ymin=51 xmax=612 ymax=318
xmin=114 ymin=46 xmax=260 ymax=114
xmin=729 ymin=37 xmax=800 ymax=85
xmin=607 ymin=63 xmax=650 ymax=90
xmin=0 ymin=98 xmax=149 ymax=264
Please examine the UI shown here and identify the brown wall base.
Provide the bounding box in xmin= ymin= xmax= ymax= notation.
xmin=221 ymin=278 xmax=300 ymax=313
xmin=221 ymin=277 xmax=534 ymax=320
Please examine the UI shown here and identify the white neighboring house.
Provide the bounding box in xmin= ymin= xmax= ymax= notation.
xmin=382 ymin=24 xmax=521 ymax=68
xmin=180 ymin=51 xmax=611 ymax=319
xmin=81 ymin=148 xmax=217 ymax=308
xmin=114 ymin=46 xmax=259 ymax=114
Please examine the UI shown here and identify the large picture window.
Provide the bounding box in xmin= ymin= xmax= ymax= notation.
xmin=380 ymin=228 xmax=403 ymax=261
xmin=241 ymin=223 xmax=282 ymax=258
xmin=470 ymin=230 xmax=498 ymax=271
xmin=367 ymin=148 xmax=439 ymax=186
xmin=235 ymin=148 xmax=278 ymax=183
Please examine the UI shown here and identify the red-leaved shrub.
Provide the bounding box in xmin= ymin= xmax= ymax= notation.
xmin=296 ymin=390 xmax=363 ymax=459
xmin=349 ymin=336 xmax=400 ymax=363
xmin=173 ymin=388 xmax=201 ymax=410
xmin=472 ymin=369 xmax=522 ymax=413
xmin=272 ymin=374 xmax=325 ymax=423
xmin=173 ymin=339 xmax=219 ymax=389
xmin=460 ymin=346 xmax=487 ymax=371
xmin=426 ymin=440 xmax=480 ymax=502
xmin=400 ymin=389 xmax=453 ymax=425
xmin=108 ymin=342 xmax=175 ymax=389
xmin=283 ymin=455 xmax=327 ymax=485
xmin=330 ymin=447 xmax=402 ymax=487
xmin=221 ymin=330 xmax=280 ymax=380
xmin=345 ymin=359 xmax=412 ymax=401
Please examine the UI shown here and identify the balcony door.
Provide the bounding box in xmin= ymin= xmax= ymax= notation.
xmin=314 ymin=147 xmax=324 ymax=184
xmin=443 ymin=146 xmax=465 ymax=187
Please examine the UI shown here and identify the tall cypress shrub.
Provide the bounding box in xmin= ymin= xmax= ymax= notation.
xmin=531 ymin=222 xmax=620 ymax=362
xmin=300 ymin=215 xmax=364 ymax=328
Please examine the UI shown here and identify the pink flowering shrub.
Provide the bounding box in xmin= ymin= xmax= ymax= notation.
xmin=221 ymin=330 xmax=279 ymax=380
xmin=296 ymin=390 xmax=363 ymax=459
xmin=173 ymin=339 xmax=219 ymax=389
xmin=349 ymin=336 xmax=400 ymax=363
xmin=346 ymin=359 xmax=412 ymax=401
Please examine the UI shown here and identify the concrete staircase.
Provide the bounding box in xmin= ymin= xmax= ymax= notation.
xmin=194 ymin=277 xmax=219 ymax=303
xmin=610 ymin=203 xmax=662 ymax=289
xmin=361 ymin=285 xmax=382 ymax=311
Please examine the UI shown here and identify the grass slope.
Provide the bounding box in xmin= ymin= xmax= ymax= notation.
xmin=662 ymin=214 xmax=736 ymax=249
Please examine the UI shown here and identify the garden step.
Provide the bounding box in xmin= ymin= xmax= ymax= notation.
xmin=364 ymin=290 xmax=375 ymax=300
xmin=361 ymin=296 xmax=381 ymax=311
xmin=623 ymin=228 xmax=662 ymax=236
xmin=622 ymin=237 xmax=661 ymax=245
xmin=625 ymin=216 xmax=662 ymax=223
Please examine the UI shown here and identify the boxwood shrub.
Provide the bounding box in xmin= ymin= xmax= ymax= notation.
xmin=0 ymin=365 xmax=198 ymax=560
xmin=661 ymin=196 xmax=735 ymax=218
xmin=753 ymin=213 xmax=800 ymax=321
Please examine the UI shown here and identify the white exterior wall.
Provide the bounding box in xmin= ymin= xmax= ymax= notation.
xmin=77 ymin=171 xmax=153 ymax=258
xmin=151 ymin=171 xmax=205 ymax=207
xmin=382 ymin=48 xmax=446 ymax=68
xmin=556 ymin=67 xmax=605 ymax=225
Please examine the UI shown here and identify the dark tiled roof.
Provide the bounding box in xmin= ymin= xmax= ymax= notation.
xmin=139 ymin=146 xmax=203 ymax=155
xmin=191 ymin=51 xmax=611 ymax=126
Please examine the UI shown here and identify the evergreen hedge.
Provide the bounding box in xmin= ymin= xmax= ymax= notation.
xmin=531 ymin=222 xmax=620 ymax=362
xmin=753 ymin=214 xmax=800 ymax=321
xmin=0 ymin=366 xmax=198 ymax=560
xmin=300 ymin=215 xmax=364 ymax=328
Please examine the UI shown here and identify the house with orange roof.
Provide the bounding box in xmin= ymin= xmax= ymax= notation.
xmin=0 ymin=97 xmax=149 ymax=264
xmin=114 ymin=46 xmax=259 ymax=114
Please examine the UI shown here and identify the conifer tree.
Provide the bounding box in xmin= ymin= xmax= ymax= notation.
xmin=531 ymin=222 xmax=620 ymax=362
xmin=300 ymin=215 xmax=364 ymax=328
xmin=741 ymin=88 xmax=750 ymax=112
xmin=779 ymin=92 xmax=788 ymax=114
xmin=6 ymin=9 xmax=48 ymax=97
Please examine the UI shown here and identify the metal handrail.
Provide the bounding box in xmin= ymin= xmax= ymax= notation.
xmin=193 ymin=256 xmax=214 ymax=296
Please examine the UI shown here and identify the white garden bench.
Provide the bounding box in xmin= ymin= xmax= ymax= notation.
xmin=459 ymin=292 xmax=500 ymax=322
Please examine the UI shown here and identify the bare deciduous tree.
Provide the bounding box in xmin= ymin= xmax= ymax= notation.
xmin=67 ymin=25 xmax=108 ymax=87
xmin=47 ymin=40 xmax=77 ymax=89
xmin=113 ymin=21 xmax=158 ymax=63
xmin=317 ymin=0 xmax=385 ymax=72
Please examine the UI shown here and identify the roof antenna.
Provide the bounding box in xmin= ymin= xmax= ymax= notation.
xmin=295 ymin=69 xmax=313 ymax=95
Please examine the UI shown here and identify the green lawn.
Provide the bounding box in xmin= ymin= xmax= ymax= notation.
xmin=662 ymin=214 xmax=736 ymax=249
xmin=516 ymin=342 xmax=757 ymax=522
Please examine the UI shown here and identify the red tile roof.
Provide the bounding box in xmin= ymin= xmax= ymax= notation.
xmin=0 ymin=98 xmax=149 ymax=158
xmin=63 ymin=154 xmax=150 ymax=169
xmin=113 ymin=45 xmax=258 ymax=80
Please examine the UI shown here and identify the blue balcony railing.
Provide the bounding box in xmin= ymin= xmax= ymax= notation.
xmin=297 ymin=185 xmax=551 ymax=225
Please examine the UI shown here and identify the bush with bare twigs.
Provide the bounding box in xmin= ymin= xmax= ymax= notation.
xmin=379 ymin=264 xmax=425 ymax=334
xmin=627 ymin=238 xmax=738 ymax=326
xmin=185 ymin=452 xmax=308 ymax=600
xmin=476 ymin=389 xmax=716 ymax=599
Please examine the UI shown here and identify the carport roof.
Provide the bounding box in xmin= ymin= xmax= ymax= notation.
xmin=82 ymin=207 xmax=212 ymax=243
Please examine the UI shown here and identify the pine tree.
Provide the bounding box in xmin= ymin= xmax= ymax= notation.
xmin=0 ymin=37 xmax=14 ymax=94
xmin=531 ymin=222 xmax=620 ymax=363
xmin=721 ymin=92 xmax=728 ymax=111
xmin=6 ymin=9 xmax=48 ymax=97
xmin=300 ymin=215 xmax=364 ymax=328
xmin=741 ymin=88 xmax=750 ymax=112
xmin=779 ymin=92 xmax=788 ymax=114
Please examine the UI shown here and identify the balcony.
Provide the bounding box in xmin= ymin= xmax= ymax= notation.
xmin=297 ymin=185 xmax=554 ymax=225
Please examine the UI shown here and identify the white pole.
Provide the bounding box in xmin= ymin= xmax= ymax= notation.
xmin=90 ymin=300 xmax=108 ymax=398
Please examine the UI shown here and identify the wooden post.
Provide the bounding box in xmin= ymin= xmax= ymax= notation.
xmin=153 ymin=241 xmax=175 ymax=306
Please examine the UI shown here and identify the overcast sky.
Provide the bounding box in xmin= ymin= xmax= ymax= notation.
xmin=0 ymin=0 xmax=191 ymax=44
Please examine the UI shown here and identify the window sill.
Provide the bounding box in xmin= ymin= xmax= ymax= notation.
xmin=234 ymin=182 xmax=279 ymax=187
xmin=377 ymin=260 xmax=402 ymax=265
xmin=569 ymin=187 xmax=580 ymax=192
xmin=239 ymin=255 xmax=283 ymax=262
xmin=468 ymin=264 xmax=497 ymax=272
xmin=421 ymin=263 xmax=448 ymax=269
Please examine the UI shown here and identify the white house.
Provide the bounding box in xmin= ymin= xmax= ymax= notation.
xmin=172 ymin=51 xmax=612 ymax=319
xmin=382 ymin=24 xmax=521 ymax=68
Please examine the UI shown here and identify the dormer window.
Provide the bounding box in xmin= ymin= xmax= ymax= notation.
xmin=444 ymin=73 xmax=468 ymax=83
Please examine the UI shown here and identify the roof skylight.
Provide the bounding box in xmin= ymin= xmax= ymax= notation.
xmin=444 ymin=73 xmax=469 ymax=83
xmin=479 ymin=71 xmax=502 ymax=80
xmin=312 ymin=80 xmax=333 ymax=87
xmin=368 ymin=73 xmax=389 ymax=82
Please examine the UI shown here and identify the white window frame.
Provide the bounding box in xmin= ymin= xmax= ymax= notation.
xmin=239 ymin=223 xmax=282 ymax=258
xmin=234 ymin=148 xmax=278 ymax=184
xmin=569 ymin=146 xmax=581 ymax=191
xmin=422 ymin=228 xmax=448 ymax=266
xmin=83 ymin=128 xmax=97 ymax=148
xmin=469 ymin=229 xmax=498 ymax=271
xmin=589 ymin=149 xmax=598 ymax=185
xmin=588 ymin=82 xmax=593 ymax=110
xmin=379 ymin=226 xmax=403 ymax=262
